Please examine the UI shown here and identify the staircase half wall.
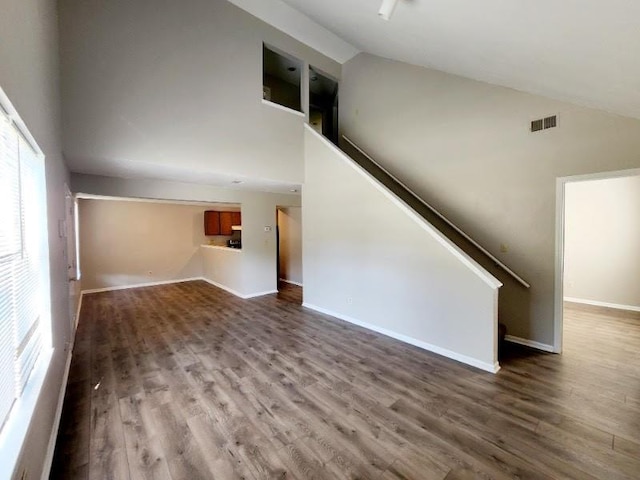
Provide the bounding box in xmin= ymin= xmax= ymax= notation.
xmin=302 ymin=125 xmax=502 ymax=372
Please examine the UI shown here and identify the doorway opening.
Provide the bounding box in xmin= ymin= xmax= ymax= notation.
xmin=309 ymin=66 xmax=339 ymax=145
xmin=555 ymin=169 xmax=640 ymax=353
xmin=276 ymin=207 xmax=303 ymax=304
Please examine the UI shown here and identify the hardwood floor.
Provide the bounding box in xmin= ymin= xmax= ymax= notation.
xmin=50 ymin=282 xmax=640 ymax=479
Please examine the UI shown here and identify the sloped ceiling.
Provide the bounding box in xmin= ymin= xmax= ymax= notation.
xmin=275 ymin=0 xmax=640 ymax=119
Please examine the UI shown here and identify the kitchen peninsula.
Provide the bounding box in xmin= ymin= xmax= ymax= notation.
xmin=201 ymin=243 xmax=243 ymax=297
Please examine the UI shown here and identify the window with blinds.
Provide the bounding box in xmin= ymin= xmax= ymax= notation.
xmin=0 ymin=108 xmax=50 ymax=434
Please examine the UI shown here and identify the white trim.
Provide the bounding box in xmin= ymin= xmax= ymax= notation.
xmin=279 ymin=278 xmax=303 ymax=287
xmin=262 ymin=99 xmax=305 ymax=117
xmin=81 ymin=278 xmax=278 ymax=301
xmin=39 ymin=347 xmax=73 ymax=480
xmin=200 ymin=245 xmax=242 ymax=253
xmin=81 ymin=277 xmax=202 ymax=294
xmin=243 ymin=290 xmax=279 ymax=299
xmin=0 ymin=349 xmax=54 ymax=480
xmin=564 ymin=297 xmax=640 ymax=313
xmin=504 ymin=335 xmax=554 ymax=353
xmin=0 ymin=86 xmax=44 ymax=158
xmin=554 ymin=167 xmax=640 ymax=354
xmin=302 ymin=303 xmax=500 ymax=374
xmin=199 ymin=277 xmax=277 ymax=300
xmin=199 ymin=277 xmax=245 ymax=298
xmin=554 ymin=177 xmax=566 ymax=354
xmin=74 ymin=292 xmax=83 ymax=331
xmin=305 ymin=125 xmax=502 ymax=290
xmin=76 ymin=193 xmax=241 ymax=209
xmin=557 ymin=168 xmax=640 ymax=184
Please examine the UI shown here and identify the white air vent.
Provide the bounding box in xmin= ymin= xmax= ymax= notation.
xmin=531 ymin=115 xmax=557 ymax=132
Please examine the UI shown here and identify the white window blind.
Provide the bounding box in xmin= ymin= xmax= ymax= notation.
xmin=0 ymin=110 xmax=49 ymax=432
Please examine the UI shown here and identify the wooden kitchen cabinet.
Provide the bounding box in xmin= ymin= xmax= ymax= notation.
xmin=219 ymin=212 xmax=234 ymax=235
xmin=204 ymin=210 xmax=241 ymax=236
xmin=204 ymin=211 xmax=221 ymax=235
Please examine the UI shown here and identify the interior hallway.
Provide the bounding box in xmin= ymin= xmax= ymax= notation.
xmin=50 ymin=282 xmax=640 ymax=479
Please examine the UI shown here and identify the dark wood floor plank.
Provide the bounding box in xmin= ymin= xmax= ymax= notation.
xmin=50 ymin=281 xmax=640 ymax=480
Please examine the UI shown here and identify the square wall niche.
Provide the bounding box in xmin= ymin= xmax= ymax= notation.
xmin=263 ymin=44 xmax=302 ymax=113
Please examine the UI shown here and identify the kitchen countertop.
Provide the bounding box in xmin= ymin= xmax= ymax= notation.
xmin=201 ymin=244 xmax=242 ymax=252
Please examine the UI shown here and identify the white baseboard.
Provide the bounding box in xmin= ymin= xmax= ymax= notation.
xmin=564 ymin=297 xmax=640 ymax=313
xmin=302 ymin=303 xmax=499 ymax=374
xmin=199 ymin=277 xmax=245 ymax=298
xmin=244 ymin=290 xmax=279 ymax=299
xmin=40 ymin=345 xmax=73 ymax=480
xmin=279 ymin=278 xmax=303 ymax=287
xmin=81 ymin=277 xmax=202 ymax=294
xmin=74 ymin=292 xmax=83 ymax=331
xmin=199 ymin=277 xmax=277 ymax=300
xmin=81 ymin=277 xmax=278 ymax=301
xmin=504 ymin=335 xmax=555 ymax=353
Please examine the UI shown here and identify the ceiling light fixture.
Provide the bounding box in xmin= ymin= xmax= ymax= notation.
xmin=378 ymin=0 xmax=400 ymax=20
xmin=231 ymin=180 xmax=243 ymax=184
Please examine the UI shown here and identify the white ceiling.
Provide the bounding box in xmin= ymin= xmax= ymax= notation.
xmin=60 ymin=0 xmax=640 ymax=194
xmin=70 ymin=159 xmax=301 ymax=195
xmin=273 ymin=0 xmax=640 ymax=119
xmin=226 ymin=0 xmax=360 ymax=63
xmin=76 ymin=194 xmax=242 ymax=210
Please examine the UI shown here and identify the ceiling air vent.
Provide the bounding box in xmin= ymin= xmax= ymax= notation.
xmin=531 ymin=115 xmax=557 ymax=132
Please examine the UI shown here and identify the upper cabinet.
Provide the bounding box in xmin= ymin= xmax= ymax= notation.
xmin=204 ymin=210 xmax=241 ymax=236
xmin=219 ymin=211 xmax=234 ymax=236
xmin=204 ymin=211 xmax=221 ymax=235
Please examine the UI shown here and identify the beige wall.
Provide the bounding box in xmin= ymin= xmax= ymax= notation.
xmin=0 ymin=0 xmax=72 ymax=478
xmin=303 ymin=127 xmax=499 ymax=372
xmin=201 ymin=247 xmax=244 ymax=295
xmin=340 ymin=52 xmax=640 ymax=346
xmin=78 ymin=199 xmax=228 ymax=290
xmin=72 ymin=173 xmax=301 ymax=296
xmin=564 ymin=175 xmax=640 ymax=310
xmin=59 ymin=0 xmax=340 ymax=184
xmin=278 ymin=207 xmax=303 ymax=285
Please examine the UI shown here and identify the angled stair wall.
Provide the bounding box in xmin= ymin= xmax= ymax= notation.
xmin=302 ymin=125 xmax=501 ymax=372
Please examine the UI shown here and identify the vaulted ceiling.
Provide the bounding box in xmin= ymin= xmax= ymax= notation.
xmin=60 ymin=0 xmax=640 ymax=193
xmin=241 ymin=0 xmax=640 ymax=119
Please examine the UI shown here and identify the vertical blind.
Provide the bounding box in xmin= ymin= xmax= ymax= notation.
xmin=0 ymin=110 xmax=49 ymax=432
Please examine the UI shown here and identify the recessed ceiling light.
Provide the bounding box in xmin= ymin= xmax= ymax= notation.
xmin=287 ymin=67 xmax=297 ymax=72
xmin=231 ymin=180 xmax=243 ymax=184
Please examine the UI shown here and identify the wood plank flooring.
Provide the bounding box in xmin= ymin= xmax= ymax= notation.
xmin=50 ymin=282 xmax=640 ymax=479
